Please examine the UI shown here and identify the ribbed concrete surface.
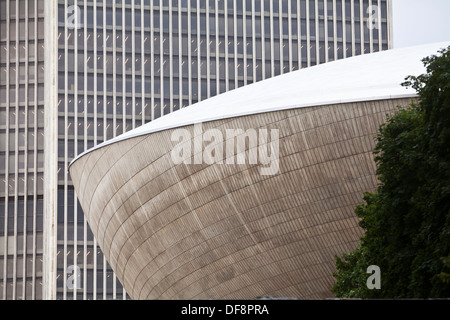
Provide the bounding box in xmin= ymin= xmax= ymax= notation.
xmin=70 ymin=98 xmax=412 ymax=299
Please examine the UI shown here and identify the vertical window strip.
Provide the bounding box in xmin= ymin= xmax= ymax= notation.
xmin=324 ymin=0 xmax=329 ymax=62
xmin=197 ymin=0 xmax=201 ymax=101
xmin=4 ymin=0 xmax=10 ymax=300
xmin=131 ymin=0 xmax=136 ymax=130
xmin=71 ymin=0 xmax=79 ymax=302
xmin=369 ymin=0 xmax=374 ymax=53
xmin=62 ymin=0 xmax=69 ymax=301
xmin=288 ymin=0 xmax=293 ymax=70
xmin=168 ymin=2 xmax=173 ymax=111
xmin=341 ymin=0 xmax=346 ymax=58
xmin=270 ymin=0 xmax=274 ymax=77
xmin=82 ymin=0 xmax=89 ymax=299
xmin=233 ymin=0 xmax=238 ymax=89
xmin=215 ymin=0 xmax=220 ymax=95
xmin=32 ymin=0 xmax=39 ymax=301
xmin=150 ymin=2 xmax=155 ymax=119
xmin=377 ymin=0 xmax=382 ymax=51
xmin=351 ymin=0 xmax=356 ymax=57
xmin=297 ymin=0 xmax=302 ymax=67
xmin=314 ymin=0 xmax=319 ymax=65
xmin=178 ymin=0 xmax=183 ymax=109
xmin=92 ymin=0 xmax=98 ymax=300
xmin=360 ymin=0 xmax=365 ymax=54
xmin=279 ymin=0 xmax=284 ymax=74
xmin=141 ymin=1 xmax=146 ymax=124
xmin=241 ymin=0 xmax=246 ymax=85
xmin=260 ymin=0 xmax=265 ymax=79
xmin=81 ymin=1 xmax=89 ymax=300
xmin=121 ymin=0 xmax=126 ymax=136
xmin=21 ymin=0 xmax=30 ymax=300
xmin=387 ymin=0 xmax=393 ymax=49
xmin=306 ymin=0 xmax=311 ymax=66
xmin=333 ymin=0 xmax=338 ymax=59
xmin=224 ymin=0 xmax=229 ymax=90
xmin=12 ymin=0 xmax=20 ymax=300
xmin=159 ymin=3 xmax=164 ymax=113
xmin=251 ymin=0 xmax=257 ymax=82
xmin=102 ymin=0 xmax=107 ymax=144
xmin=206 ymin=0 xmax=211 ymax=96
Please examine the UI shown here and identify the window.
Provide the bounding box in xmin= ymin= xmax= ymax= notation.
xmin=0 ymin=22 xmax=7 ymax=41
xmin=106 ymin=8 xmax=113 ymax=26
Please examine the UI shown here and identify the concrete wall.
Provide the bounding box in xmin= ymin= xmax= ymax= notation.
xmin=69 ymin=98 xmax=413 ymax=299
xmin=43 ymin=0 xmax=58 ymax=301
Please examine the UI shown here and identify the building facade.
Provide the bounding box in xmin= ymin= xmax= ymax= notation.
xmin=0 ymin=0 xmax=45 ymax=300
xmin=0 ymin=0 xmax=393 ymax=300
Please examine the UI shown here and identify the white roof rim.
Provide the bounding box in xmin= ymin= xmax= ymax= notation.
xmin=69 ymin=41 xmax=450 ymax=168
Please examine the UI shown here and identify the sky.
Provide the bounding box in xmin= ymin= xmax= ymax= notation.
xmin=392 ymin=0 xmax=450 ymax=48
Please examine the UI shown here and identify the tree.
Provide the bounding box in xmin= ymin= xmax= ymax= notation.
xmin=332 ymin=46 xmax=450 ymax=299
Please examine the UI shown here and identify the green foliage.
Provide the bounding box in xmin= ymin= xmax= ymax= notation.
xmin=439 ymin=256 xmax=450 ymax=285
xmin=332 ymin=46 xmax=450 ymax=299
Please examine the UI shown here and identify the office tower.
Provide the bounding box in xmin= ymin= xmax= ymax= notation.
xmin=0 ymin=0 xmax=393 ymax=300
xmin=0 ymin=0 xmax=45 ymax=300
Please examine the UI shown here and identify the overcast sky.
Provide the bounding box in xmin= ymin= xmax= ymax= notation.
xmin=392 ymin=0 xmax=450 ymax=48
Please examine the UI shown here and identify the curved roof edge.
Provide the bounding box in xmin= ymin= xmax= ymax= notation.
xmin=69 ymin=41 xmax=450 ymax=168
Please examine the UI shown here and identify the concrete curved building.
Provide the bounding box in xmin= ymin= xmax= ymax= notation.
xmin=69 ymin=42 xmax=449 ymax=300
